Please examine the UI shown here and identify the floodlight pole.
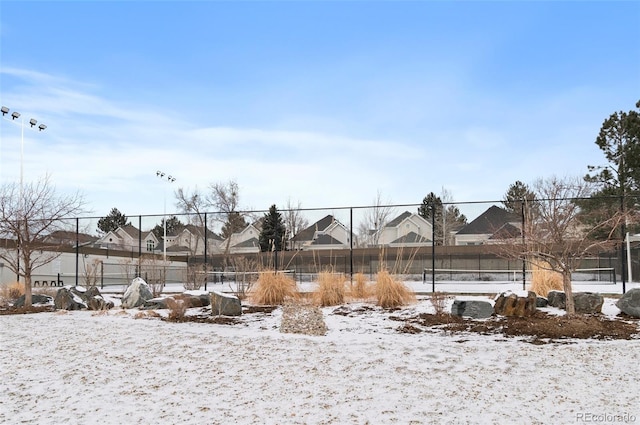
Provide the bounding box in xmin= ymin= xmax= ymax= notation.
xmin=1 ymin=106 xmax=47 ymax=284
xmin=156 ymin=171 xmax=176 ymax=264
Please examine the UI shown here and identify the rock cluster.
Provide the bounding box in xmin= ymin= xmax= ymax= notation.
xmin=547 ymin=291 xmax=604 ymax=314
xmin=494 ymin=291 xmax=537 ymax=317
xmin=280 ymin=303 xmax=328 ymax=336
xmin=54 ymin=286 xmax=114 ymax=311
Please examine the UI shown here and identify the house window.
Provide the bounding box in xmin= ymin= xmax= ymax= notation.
xmin=146 ymin=241 xmax=155 ymax=252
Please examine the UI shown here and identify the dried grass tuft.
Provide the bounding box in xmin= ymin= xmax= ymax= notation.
xmin=250 ymin=271 xmax=299 ymax=305
xmin=134 ymin=310 xmax=162 ymax=320
xmin=166 ymin=297 xmax=190 ymax=321
xmin=313 ymin=271 xmax=346 ymax=306
xmin=349 ymin=272 xmax=372 ymax=299
xmin=529 ymin=263 xmax=563 ymax=297
xmin=374 ymin=269 xmax=415 ymax=308
xmin=1 ymin=282 xmax=24 ymax=301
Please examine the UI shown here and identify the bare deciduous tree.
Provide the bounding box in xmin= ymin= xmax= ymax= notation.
xmin=283 ymin=198 xmax=309 ymax=245
xmin=0 ymin=175 xmax=86 ymax=307
xmin=357 ymin=190 xmax=395 ymax=247
xmin=494 ymin=175 xmax=623 ymax=315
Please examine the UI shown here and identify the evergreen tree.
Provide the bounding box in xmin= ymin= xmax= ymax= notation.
xmin=151 ymin=216 xmax=185 ymax=239
xmin=97 ymin=208 xmax=130 ymax=234
xmin=586 ymin=100 xmax=640 ymax=199
xmin=502 ymin=181 xmax=536 ymax=214
xmin=582 ymin=100 xmax=640 ymax=237
xmin=418 ymin=193 xmax=444 ymax=244
xmin=221 ymin=212 xmax=248 ymax=239
xmin=259 ymin=204 xmax=286 ymax=252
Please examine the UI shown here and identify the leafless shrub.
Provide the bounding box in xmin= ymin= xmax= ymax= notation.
xmin=139 ymin=255 xmax=166 ymax=297
xmin=183 ymin=263 xmax=204 ymax=291
xmin=429 ymin=292 xmax=451 ymax=315
xmin=82 ymin=258 xmax=102 ymax=288
xmin=229 ymin=256 xmax=259 ymax=300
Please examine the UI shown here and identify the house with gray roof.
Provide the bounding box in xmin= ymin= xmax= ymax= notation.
xmin=373 ymin=211 xmax=433 ymax=247
xmin=454 ymin=205 xmax=521 ymax=246
xmin=290 ymin=215 xmax=353 ymax=250
xmin=96 ymin=225 xmax=159 ymax=253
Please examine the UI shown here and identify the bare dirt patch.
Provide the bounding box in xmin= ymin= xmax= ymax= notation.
xmin=390 ymin=311 xmax=640 ymax=343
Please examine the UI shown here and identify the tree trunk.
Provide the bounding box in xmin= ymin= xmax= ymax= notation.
xmin=23 ymin=276 xmax=32 ymax=308
xmin=562 ymin=271 xmax=575 ymax=315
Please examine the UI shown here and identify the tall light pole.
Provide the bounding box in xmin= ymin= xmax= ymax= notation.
xmin=1 ymin=106 xmax=47 ymax=194
xmin=156 ymin=171 xmax=176 ymax=263
xmin=1 ymin=106 xmax=47 ymax=283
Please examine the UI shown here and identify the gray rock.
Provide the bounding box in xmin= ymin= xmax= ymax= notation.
xmin=616 ymin=288 xmax=640 ymax=318
xmin=573 ymin=292 xmax=604 ymax=314
xmin=451 ymin=299 xmax=493 ymax=319
xmin=547 ymin=291 xmax=566 ymax=309
xmin=14 ymin=294 xmax=54 ymax=307
xmin=121 ymin=277 xmax=153 ymax=309
xmin=545 ymin=290 xmax=603 ymax=314
xmin=141 ymin=297 xmax=169 ymax=310
xmin=536 ymin=296 xmax=548 ymax=308
xmin=210 ymin=291 xmax=242 ymax=316
xmin=54 ymin=287 xmax=87 ymax=310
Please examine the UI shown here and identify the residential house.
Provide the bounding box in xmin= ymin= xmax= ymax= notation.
xmin=163 ymin=224 xmax=224 ymax=256
xmin=290 ymin=215 xmax=353 ymax=250
xmin=373 ymin=211 xmax=433 ymax=247
xmin=96 ymin=225 xmax=159 ymax=253
xmin=454 ymin=205 xmax=521 ymax=246
xmin=223 ymin=222 xmax=262 ymax=254
xmin=41 ymin=230 xmax=98 ymax=247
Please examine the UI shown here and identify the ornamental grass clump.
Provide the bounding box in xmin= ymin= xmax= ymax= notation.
xmin=0 ymin=282 xmax=23 ymax=302
xmin=374 ymin=269 xmax=415 ymax=308
xmin=313 ymin=271 xmax=346 ymax=306
xmin=529 ymin=263 xmax=563 ymax=297
xmin=349 ymin=272 xmax=371 ymax=300
xmin=251 ymin=271 xmax=299 ymax=305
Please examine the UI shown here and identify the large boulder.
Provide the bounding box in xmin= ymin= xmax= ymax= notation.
xmin=210 ymin=291 xmax=242 ymax=316
xmin=616 ymin=288 xmax=640 ymax=318
xmin=451 ymin=299 xmax=493 ymax=319
xmin=54 ymin=287 xmax=87 ymax=310
xmin=494 ymin=291 xmax=537 ymax=317
xmin=14 ymin=294 xmax=54 ymax=308
xmin=573 ymin=292 xmax=604 ymax=314
xmin=142 ymin=292 xmax=211 ymax=310
xmin=546 ymin=290 xmax=603 ymax=314
xmin=121 ymin=277 xmax=153 ymax=309
xmin=547 ymin=291 xmax=566 ymax=309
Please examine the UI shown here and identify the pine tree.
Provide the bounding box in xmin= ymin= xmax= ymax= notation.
xmin=259 ymin=204 xmax=286 ymax=252
xmin=221 ymin=212 xmax=248 ymax=239
xmin=97 ymin=208 xmax=130 ymax=234
xmin=152 ymin=216 xmax=185 ymax=239
xmin=502 ymin=181 xmax=537 ymax=215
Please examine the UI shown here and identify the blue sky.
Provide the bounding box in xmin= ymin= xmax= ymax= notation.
xmin=0 ymin=0 xmax=639 ymax=228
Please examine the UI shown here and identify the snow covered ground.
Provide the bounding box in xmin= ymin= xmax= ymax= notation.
xmin=1 ymin=282 xmax=639 ymax=425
